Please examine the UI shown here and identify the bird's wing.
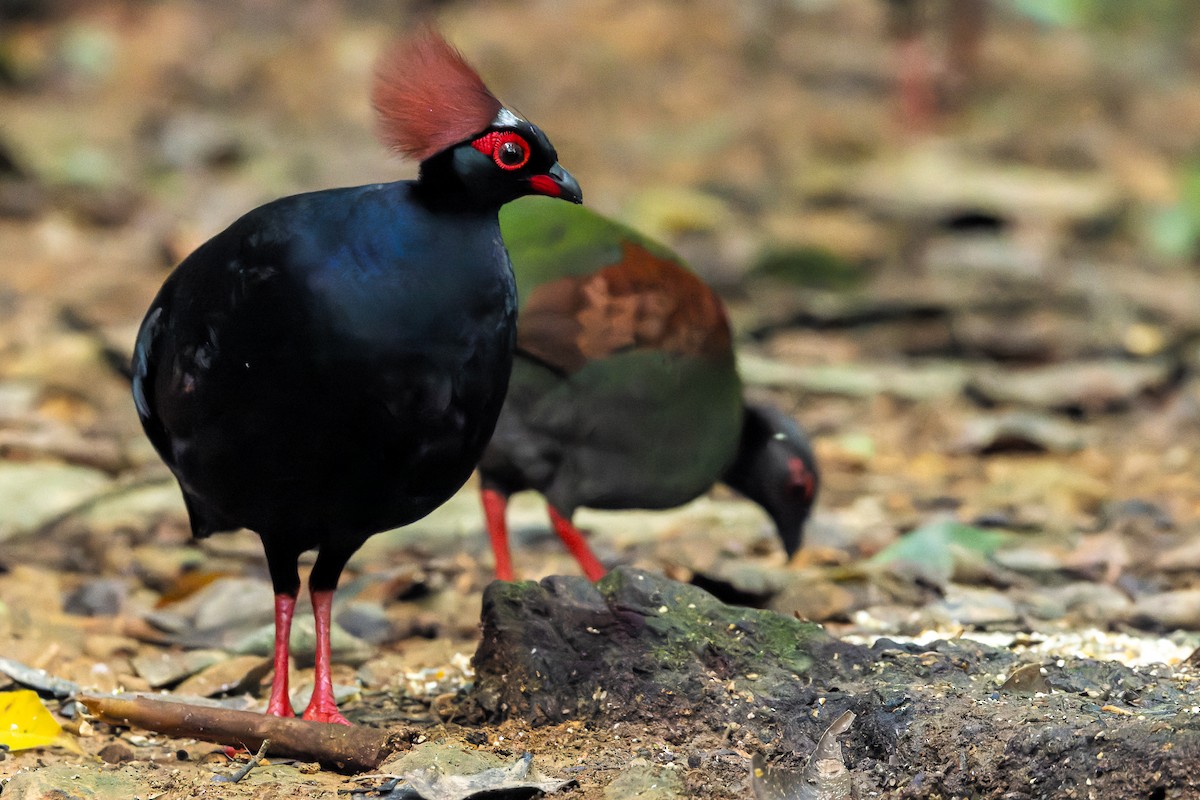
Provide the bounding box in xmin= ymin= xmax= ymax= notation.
xmin=130 ymin=298 xmax=174 ymax=463
xmin=516 ymin=241 xmax=732 ymax=374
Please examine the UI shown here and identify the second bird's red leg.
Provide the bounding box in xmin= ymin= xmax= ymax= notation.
xmin=547 ymin=505 xmax=606 ymax=582
xmin=482 ymin=488 xmax=515 ymax=581
xmin=301 ymin=588 xmax=350 ymax=725
xmin=895 ymin=35 xmax=935 ymax=135
xmin=265 ymin=592 xmax=296 ymax=717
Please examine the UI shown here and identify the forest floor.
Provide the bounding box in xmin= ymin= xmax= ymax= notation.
xmin=4 ymin=0 xmax=1200 ymax=797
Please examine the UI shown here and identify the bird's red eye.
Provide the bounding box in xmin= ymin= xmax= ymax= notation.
xmin=497 ymin=140 xmax=526 ymax=167
xmin=787 ymin=456 xmax=814 ymax=498
xmin=471 ymin=131 xmax=531 ymax=171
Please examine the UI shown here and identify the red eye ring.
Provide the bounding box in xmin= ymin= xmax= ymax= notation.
xmin=470 ymin=131 xmax=531 ymax=171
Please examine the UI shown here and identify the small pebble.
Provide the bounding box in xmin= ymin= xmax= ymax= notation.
xmin=98 ymin=742 xmax=136 ymax=764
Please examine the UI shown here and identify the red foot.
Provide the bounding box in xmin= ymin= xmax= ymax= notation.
xmin=264 ymin=695 xmax=295 ymax=718
xmin=482 ymin=488 xmax=515 ymax=580
xmin=548 ymin=505 xmax=607 ymax=582
xmin=301 ymin=698 xmax=350 ymax=726
xmin=305 ymin=587 xmax=350 ymax=725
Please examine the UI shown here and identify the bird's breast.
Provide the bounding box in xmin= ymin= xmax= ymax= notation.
xmin=295 ymin=212 xmax=513 ymax=358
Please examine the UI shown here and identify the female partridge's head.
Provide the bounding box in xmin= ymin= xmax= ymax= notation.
xmin=371 ymin=29 xmax=504 ymax=162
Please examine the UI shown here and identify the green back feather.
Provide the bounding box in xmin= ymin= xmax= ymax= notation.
xmin=500 ymin=196 xmax=679 ymax=306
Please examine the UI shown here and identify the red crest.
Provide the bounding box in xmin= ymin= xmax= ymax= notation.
xmin=371 ymin=29 xmax=503 ymax=161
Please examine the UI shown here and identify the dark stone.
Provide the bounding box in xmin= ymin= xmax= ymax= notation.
xmin=471 ymin=567 xmax=863 ymax=729
xmin=63 ymin=578 xmax=126 ymax=617
xmin=335 ymin=602 xmax=395 ymax=645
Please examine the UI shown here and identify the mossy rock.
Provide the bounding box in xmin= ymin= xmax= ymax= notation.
xmin=470 ymin=567 xmax=860 ymax=726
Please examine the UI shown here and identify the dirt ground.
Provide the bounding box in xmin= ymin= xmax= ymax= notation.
xmin=4 ymin=0 xmax=1200 ymax=797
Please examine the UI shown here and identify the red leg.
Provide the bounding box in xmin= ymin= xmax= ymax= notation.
xmin=482 ymin=488 xmax=514 ymax=581
xmin=301 ymin=588 xmax=349 ymax=725
xmin=265 ymin=592 xmax=296 ymax=717
xmin=896 ymin=35 xmax=936 ymax=135
xmin=548 ymin=505 xmax=606 ymax=582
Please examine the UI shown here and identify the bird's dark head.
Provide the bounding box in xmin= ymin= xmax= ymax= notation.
xmin=371 ymin=29 xmax=581 ymax=209
xmin=722 ymin=402 xmax=819 ymax=560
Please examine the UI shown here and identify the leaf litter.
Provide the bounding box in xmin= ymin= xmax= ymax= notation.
xmin=4 ymin=0 xmax=1200 ymax=797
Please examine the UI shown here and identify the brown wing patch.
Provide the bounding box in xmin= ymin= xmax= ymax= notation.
xmin=518 ymin=242 xmax=733 ymax=373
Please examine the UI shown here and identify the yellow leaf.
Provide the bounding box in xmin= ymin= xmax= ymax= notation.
xmin=0 ymin=690 xmax=63 ymax=751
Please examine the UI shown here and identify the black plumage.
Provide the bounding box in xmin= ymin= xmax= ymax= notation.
xmin=131 ymin=31 xmax=580 ymax=723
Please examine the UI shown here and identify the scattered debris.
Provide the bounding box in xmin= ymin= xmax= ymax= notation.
xmin=751 ymin=710 xmax=856 ymax=800
xmin=354 ymin=745 xmax=574 ymax=799
xmin=212 ymin=737 xmax=271 ymax=783
xmin=3 ymin=2 xmax=1200 ymax=798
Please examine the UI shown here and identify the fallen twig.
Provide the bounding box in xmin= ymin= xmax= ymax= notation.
xmin=213 ymin=738 xmax=271 ymax=783
xmin=78 ymin=693 xmax=393 ymax=772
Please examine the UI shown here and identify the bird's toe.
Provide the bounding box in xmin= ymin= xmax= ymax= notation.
xmin=301 ymin=702 xmax=350 ymax=726
xmin=264 ymin=697 xmax=295 ymax=718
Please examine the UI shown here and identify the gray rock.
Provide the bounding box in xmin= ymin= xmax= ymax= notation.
xmin=146 ymin=576 xmax=274 ymax=634
xmin=62 ymin=577 xmax=126 ymax=617
xmin=129 ymin=649 xmax=229 ymax=689
xmin=603 ymin=764 xmax=684 ymax=799
xmin=0 ymin=462 xmax=111 ymax=541
xmin=1015 ymin=582 xmax=1132 ymax=623
xmin=78 ymin=482 xmax=186 ymax=533
xmin=1 ymin=764 xmax=140 ymax=800
xmin=1125 ymin=589 xmax=1200 ymax=630
xmin=336 ymin=601 xmax=395 ymax=644
xmin=231 ymin=615 xmax=374 ymax=667
xmin=0 ymin=655 xmax=80 ymax=698
xmin=923 ymin=584 xmax=1020 ymax=628
xmin=173 ymin=654 xmax=271 ymax=698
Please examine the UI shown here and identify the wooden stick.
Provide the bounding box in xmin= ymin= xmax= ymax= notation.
xmin=213 ymin=738 xmax=271 ymax=783
xmin=78 ymin=693 xmax=393 ymax=773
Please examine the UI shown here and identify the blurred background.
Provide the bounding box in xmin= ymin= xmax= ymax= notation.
xmin=4 ymin=0 xmax=1200 ymax=643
